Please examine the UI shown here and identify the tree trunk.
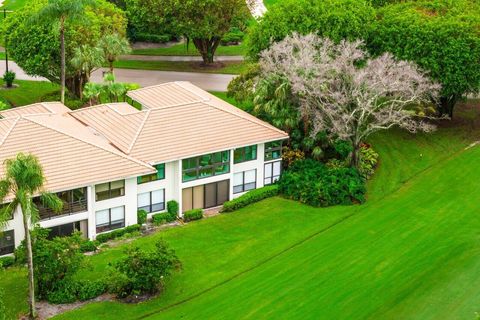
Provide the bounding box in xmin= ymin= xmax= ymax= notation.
xmin=109 ymin=60 xmax=114 ymax=74
xmin=350 ymin=143 xmax=360 ymax=168
xmin=193 ymin=38 xmax=220 ymax=65
xmin=22 ymin=209 xmax=35 ymax=319
xmin=60 ymin=17 xmax=66 ymax=104
xmin=438 ymin=96 xmax=457 ymax=119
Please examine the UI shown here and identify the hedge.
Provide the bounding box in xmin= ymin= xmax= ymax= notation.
xmin=221 ymin=185 xmax=279 ymax=213
xmin=152 ymin=211 xmax=176 ymax=225
xmin=0 ymin=256 xmax=15 ymax=269
xmin=95 ymin=224 xmax=141 ymax=243
xmin=183 ymin=209 xmax=203 ymax=222
xmin=167 ymin=200 xmax=179 ymax=216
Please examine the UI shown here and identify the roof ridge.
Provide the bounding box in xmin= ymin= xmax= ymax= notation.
xmin=203 ymin=100 xmax=288 ymax=136
xmin=23 ymin=116 xmax=155 ymax=172
xmin=127 ymin=109 xmax=151 ymax=154
xmin=0 ymin=117 xmax=20 ymax=147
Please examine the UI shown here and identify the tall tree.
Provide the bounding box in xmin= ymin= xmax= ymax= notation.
xmin=139 ymin=0 xmax=250 ymax=64
xmin=0 ymin=153 xmax=62 ymax=319
xmin=369 ymin=0 xmax=480 ymax=117
xmin=34 ymin=0 xmax=94 ymax=103
xmin=257 ymin=33 xmax=440 ymax=166
xmin=97 ymin=33 xmax=131 ymax=74
xmin=4 ymin=0 xmax=127 ymax=98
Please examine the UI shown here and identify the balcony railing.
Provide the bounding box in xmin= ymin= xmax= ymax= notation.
xmin=39 ymin=199 xmax=88 ymax=221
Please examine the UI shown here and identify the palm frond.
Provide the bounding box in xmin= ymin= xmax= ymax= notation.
xmin=39 ymin=192 xmax=63 ymax=214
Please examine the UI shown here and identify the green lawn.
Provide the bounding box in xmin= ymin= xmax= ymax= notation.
xmin=0 ymin=79 xmax=60 ymax=107
xmin=113 ymin=60 xmax=249 ymax=75
xmin=131 ymin=43 xmax=246 ymax=56
xmin=2 ymin=100 xmax=480 ymax=320
xmin=264 ymin=0 xmax=281 ymax=8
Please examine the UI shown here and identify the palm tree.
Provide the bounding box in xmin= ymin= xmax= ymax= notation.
xmin=34 ymin=0 xmax=94 ymax=104
xmin=0 ymin=153 xmax=62 ymax=319
xmin=71 ymin=45 xmax=104 ymax=99
xmin=97 ymin=33 xmax=131 ymax=74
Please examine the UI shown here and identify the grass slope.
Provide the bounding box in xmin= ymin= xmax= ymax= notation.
xmin=0 ymin=79 xmax=59 ymax=107
xmin=51 ymin=103 xmax=480 ymax=320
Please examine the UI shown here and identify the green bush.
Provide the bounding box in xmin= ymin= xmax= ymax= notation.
xmin=221 ymin=185 xmax=279 ymax=213
xmin=47 ymin=279 xmax=107 ymax=304
xmin=0 ymin=256 xmax=15 ymax=269
xmin=152 ymin=211 xmax=176 ymax=225
xmin=137 ymin=209 xmax=148 ymax=225
xmin=221 ymin=27 xmax=245 ymax=45
xmin=134 ymin=33 xmax=171 ymax=43
xmin=95 ymin=224 xmax=141 ymax=243
xmin=183 ymin=209 xmax=203 ymax=222
xmin=278 ymin=159 xmax=366 ymax=207
xmin=79 ymin=240 xmax=98 ymax=253
xmin=167 ymin=200 xmax=179 ymax=216
xmin=358 ymin=143 xmax=379 ymax=179
xmin=2 ymin=71 xmax=15 ymax=88
xmin=108 ymin=240 xmax=181 ymax=298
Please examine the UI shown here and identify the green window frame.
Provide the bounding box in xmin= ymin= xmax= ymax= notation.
xmin=182 ymin=151 xmax=230 ymax=182
xmin=265 ymin=140 xmax=283 ymax=161
xmin=234 ymin=145 xmax=257 ymax=164
xmin=137 ymin=164 xmax=165 ymax=184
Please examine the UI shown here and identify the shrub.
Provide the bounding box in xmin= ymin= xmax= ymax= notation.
xmin=96 ymin=224 xmax=141 ymax=243
xmin=79 ymin=240 xmax=98 ymax=253
xmin=167 ymin=200 xmax=179 ymax=217
xmin=282 ymin=147 xmax=305 ymax=168
xmin=278 ymin=159 xmax=366 ymax=207
xmin=137 ymin=209 xmax=148 ymax=225
xmin=0 ymin=256 xmax=15 ymax=269
xmin=108 ymin=240 xmax=181 ymax=298
xmin=183 ymin=209 xmax=203 ymax=222
xmin=358 ymin=143 xmax=379 ymax=179
xmin=31 ymin=231 xmax=87 ymax=300
xmin=134 ymin=33 xmax=171 ymax=43
xmin=2 ymin=71 xmax=15 ymax=88
xmin=47 ymin=279 xmax=107 ymax=304
xmin=221 ymin=27 xmax=245 ymax=45
xmin=221 ymin=185 xmax=279 ymax=213
xmin=152 ymin=212 xmax=176 ymax=225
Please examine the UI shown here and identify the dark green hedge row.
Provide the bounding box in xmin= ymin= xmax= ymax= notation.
xmin=278 ymin=159 xmax=365 ymax=207
xmin=183 ymin=209 xmax=203 ymax=222
xmin=221 ymin=185 xmax=279 ymax=213
xmin=96 ymin=224 xmax=141 ymax=243
xmin=152 ymin=212 xmax=176 ymax=225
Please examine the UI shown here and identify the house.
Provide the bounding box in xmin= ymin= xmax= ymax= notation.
xmin=0 ymin=82 xmax=288 ymax=256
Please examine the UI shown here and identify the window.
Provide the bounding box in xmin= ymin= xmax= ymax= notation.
xmin=47 ymin=221 xmax=82 ymax=240
xmin=95 ymin=180 xmax=125 ymax=201
xmin=35 ymin=187 xmax=88 ymax=220
xmin=233 ymin=170 xmax=257 ymax=194
xmin=182 ymin=151 xmax=230 ymax=182
xmin=0 ymin=230 xmax=14 ymax=255
xmin=95 ymin=206 xmax=125 ymax=233
xmin=264 ymin=161 xmax=282 ymax=185
xmin=138 ymin=189 xmax=165 ymax=213
xmin=137 ymin=164 xmax=165 ymax=184
xmin=234 ymin=145 xmax=257 ymax=164
xmin=265 ymin=140 xmax=283 ymax=161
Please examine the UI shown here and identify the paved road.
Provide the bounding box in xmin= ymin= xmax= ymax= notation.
xmin=121 ymin=55 xmax=244 ymax=62
xmin=0 ymin=62 xmax=235 ymax=91
xmin=91 ymin=68 xmax=235 ymax=91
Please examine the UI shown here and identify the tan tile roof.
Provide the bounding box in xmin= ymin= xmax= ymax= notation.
xmin=127 ymin=82 xmax=208 ymax=109
xmin=72 ymin=82 xmax=288 ymax=164
xmin=0 ymin=111 xmax=155 ymax=195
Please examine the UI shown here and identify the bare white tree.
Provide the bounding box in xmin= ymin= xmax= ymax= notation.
xmin=259 ymin=33 xmax=441 ymax=166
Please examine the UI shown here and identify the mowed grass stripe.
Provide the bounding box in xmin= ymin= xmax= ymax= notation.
xmin=140 ymin=146 xmax=480 ymax=320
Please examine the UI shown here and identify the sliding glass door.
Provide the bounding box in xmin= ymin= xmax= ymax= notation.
xmin=182 ymin=180 xmax=229 ymax=212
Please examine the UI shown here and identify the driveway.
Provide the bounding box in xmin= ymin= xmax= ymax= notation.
xmin=92 ymin=68 xmax=234 ymax=92
xmin=0 ymin=62 xmax=235 ymax=92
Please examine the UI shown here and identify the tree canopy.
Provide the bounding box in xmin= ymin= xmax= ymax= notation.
xmin=369 ymin=0 xmax=480 ymax=116
xmin=246 ymin=0 xmax=375 ymax=59
xmin=3 ymin=0 xmax=127 ymax=97
xmin=136 ymin=0 xmax=250 ymax=64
